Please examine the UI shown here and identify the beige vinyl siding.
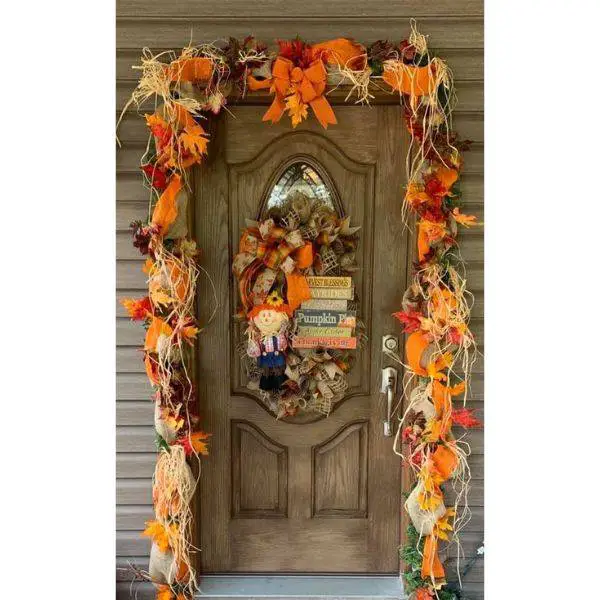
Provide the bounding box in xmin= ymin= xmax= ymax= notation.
xmin=116 ymin=3 xmax=484 ymax=598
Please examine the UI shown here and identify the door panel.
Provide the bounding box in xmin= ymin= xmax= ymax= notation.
xmin=195 ymin=105 xmax=409 ymax=574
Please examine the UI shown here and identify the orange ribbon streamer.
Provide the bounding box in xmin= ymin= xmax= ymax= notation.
xmin=431 ymin=444 xmax=458 ymax=481
xmin=383 ymin=63 xmax=436 ymax=96
xmin=151 ymin=175 xmax=182 ymax=234
xmin=145 ymin=316 xmax=173 ymax=352
xmin=422 ymin=535 xmax=445 ymax=580
xmin=311 ymin=38 xmax=367 ymax=70
xmin=405 ymin=331 xmax=430 ymax=376
xmin=234 ymin=225 xmax=314 ymax=313
xmin=165 ymin=57 xmax=213 ymax=82
xmin=263 ymin=57 xmax=337 ymax=129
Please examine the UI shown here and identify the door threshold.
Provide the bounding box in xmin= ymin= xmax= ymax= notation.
xmin=197 ymin=575 xmax=405 ymax=598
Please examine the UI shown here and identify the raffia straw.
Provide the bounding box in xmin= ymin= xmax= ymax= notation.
xmin=326 ymin=54 xmax=374 ymax=105
xmin=149 ymin=238 xmax=200 ymax=411
xmin=152 ymin=445 xmax=198 ymax=595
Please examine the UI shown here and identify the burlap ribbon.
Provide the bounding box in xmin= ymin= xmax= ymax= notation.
xmin=233 ymin=218 xmax=313 ymax=313
xmin=262 ymin=57 xmax=337 ymax=129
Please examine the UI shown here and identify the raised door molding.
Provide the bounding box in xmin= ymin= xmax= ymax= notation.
xmin=228 ymin=129 xmax=375 ymax=421
xmin=312 ymin=421 xmax=368 ymax=518
xmin=231 ymin=420 xmax=289 ymax=518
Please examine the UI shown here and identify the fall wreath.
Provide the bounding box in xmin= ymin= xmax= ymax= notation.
xmin=118 ymin=20 xmax=482 ymax=600
xmin=232 ymin=191 xmax=364 ymax=418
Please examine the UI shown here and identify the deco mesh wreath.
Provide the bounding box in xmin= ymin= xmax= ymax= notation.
xmin=118 ymin=20 xmax=482 ymax=600
xmin=232 ymin=192 xmax=364 ymax=418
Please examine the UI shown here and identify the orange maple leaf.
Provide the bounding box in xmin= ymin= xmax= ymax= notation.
xmin=180 ymin=125 xmax=209 ymax=159
xmin=426 ymin=352 xmax=454 ymax=381
xmin=190 ymin=431 xmax=211 ymax=455
xmin=156 ymin=584 xmax=174 ymax=600
xmin=404 ymin=182 xmax=430 ymax=207
xmin=180 ymin=325 xmax=199 ymax=344
xmin=285 ymin=92 xmax=308 ymax=128
xmin=141 ymin=520 xmax=177 ymax=553
xmin=145 ymin=113 xmax=169 ymax=130
xmin=142 ymin=258 xmax=156 ymax=275
xmin=452 ymin=207 xmax=477 ymax=227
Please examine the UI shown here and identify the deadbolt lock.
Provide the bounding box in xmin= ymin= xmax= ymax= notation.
xmin=382 ymin=334 xmax=399 ymax=354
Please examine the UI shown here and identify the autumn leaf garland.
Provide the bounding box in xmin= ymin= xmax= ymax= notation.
xmin=119 ymin=22 xmax=481 ymax=600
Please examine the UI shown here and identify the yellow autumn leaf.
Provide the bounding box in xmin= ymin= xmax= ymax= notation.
xmin=427 ymin=362 xmax=446 ymax=381
xmin=145 ymin=113 xmax=169 ymax=130
xmin=142 ymin=258 xmax=156 ymax=276
xmin=181 ymin=325 xmax=199 ymax=344
xmin=418 ymin=489 xmax=444 ymax=512
xmin=427 ymin=352 xmax=454 ymax=381
xmin=190 ymin=431 xmax=212 ymax=455
xmin=180 ymin=125 xmax=209 ymax=158
xmin=141 ymin=520 xmax=173 ymax=553
xmin=433 ymin=507 xmax=456 ymax=541
xmin=422 ymin=418 xmax=444 ymax=443
xmin=404 ymin=182 xmax=431 ymax=207
xmin=160 ymin=407 xmax=184 ymax=433
xmin=150 ymin=283 xmax=175 ymax=307
xmin=285 ymin=92 xmax=308 ymax=128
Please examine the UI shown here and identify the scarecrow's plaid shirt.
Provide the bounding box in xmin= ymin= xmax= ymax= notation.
xmin=247 ymin=333 xmax=288 ymax=357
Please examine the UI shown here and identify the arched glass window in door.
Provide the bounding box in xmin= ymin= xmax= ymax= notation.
xmin=264 ymin=161 xmax=335 ymax=212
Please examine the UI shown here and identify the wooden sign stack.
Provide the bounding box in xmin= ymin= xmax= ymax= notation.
xmin=292 ymin=276 xmax=357 ymax=349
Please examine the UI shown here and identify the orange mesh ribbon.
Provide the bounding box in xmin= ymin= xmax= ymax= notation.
xmin=145 ymin=317 xmax=173 ymax=352
xmin=233 ymin=220 xmax=313 ymax=312
xmin=311 ymin=38 xmax=367 ymax=70
xmin=383 ymin=63 xmax=436 ymax=96
xmin=431 ymin=444 xmax=458 ymax=481
xmin=406 ymin=331 xmax=430 ymax=376
xmin=422 ymin=535 xmax=445 ymax=581
xmin=151 ymin=175 xmax=182 ymax=234
xmin=165 ymin=57 xmax=213 ymax=82
xmin=263 ymin=57 xmax=337 ymax=129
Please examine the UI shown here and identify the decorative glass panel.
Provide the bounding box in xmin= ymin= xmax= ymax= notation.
xmin=265 ymin=162 xmax=335 ymax=211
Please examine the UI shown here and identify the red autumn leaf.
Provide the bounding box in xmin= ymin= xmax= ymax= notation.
xmin=121 ymin=296 xmax=152 ymax=320
xmin=452 ymin=408 xmax=482 ymax=428
xmin=424 ymin=176 xmax=448 ymax=199
xmin=447 ymin=327 xmax=463 ymax=345
xmin=141 ymin=163 xmax=168 ymax=191
xmin=392 ymin=310 xmax=423 ymax=333
xmin=409 ymin=449 xmax=423 ymax=469
xmin=401 ymin=425 xmax=415 ymax=443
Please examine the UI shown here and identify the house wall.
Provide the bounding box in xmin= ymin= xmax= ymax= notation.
xmin=116 ymin=2 xmax=484 ymax=597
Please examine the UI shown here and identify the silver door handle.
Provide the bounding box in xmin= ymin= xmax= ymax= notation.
xmin=381 ymin=366 xmax=397 ymax=437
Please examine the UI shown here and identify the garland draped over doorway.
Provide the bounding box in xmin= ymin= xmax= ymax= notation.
xmin=118 ymin=20 xmax=482 ymax=600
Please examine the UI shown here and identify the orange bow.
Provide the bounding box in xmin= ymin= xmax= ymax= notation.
xmin=262 ymin=57 xmax=337 ymax=129
xmin=233 ymin=223 xmax=314 ymax=314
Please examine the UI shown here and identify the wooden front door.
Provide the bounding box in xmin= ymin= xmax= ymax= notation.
xmin=195 ymin=104 xmax=410 ymax=574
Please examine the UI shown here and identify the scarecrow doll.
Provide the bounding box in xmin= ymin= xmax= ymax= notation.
xmin=247 ymin=291 xmax=291 ymax=392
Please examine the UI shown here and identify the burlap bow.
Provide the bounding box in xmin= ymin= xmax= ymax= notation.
xmin=233 ymin=218 xmax=313 ymax=313
xmin=262 ymin=57 xmax=337 ymax=129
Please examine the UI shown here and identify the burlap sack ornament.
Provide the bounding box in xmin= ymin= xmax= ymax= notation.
xmin=408 ymin=384 xmax=436 ymax=422
xmin=164 ymin=188 xmax=188 ymax=240
xmin=154 ymin=402 xmax=178 ymax=443
xmin=149 ymin=542 xmax=183 ymax=585
xmin=405 ymin=480 xmax=446 ymax=536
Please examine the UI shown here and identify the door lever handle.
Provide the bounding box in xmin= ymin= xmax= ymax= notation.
xmin=380 ymin=366 xmax=397 ymax=437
